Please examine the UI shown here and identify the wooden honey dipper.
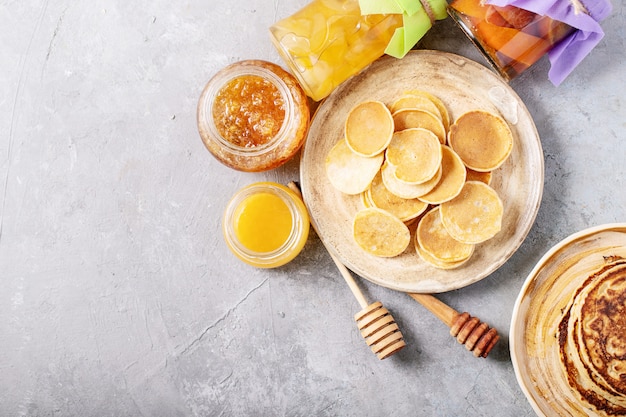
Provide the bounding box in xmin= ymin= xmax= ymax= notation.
xmin=288 ymin=182 xmax=406 ymax=360
xmin=408 ymin=293 xmax=499 ymax=358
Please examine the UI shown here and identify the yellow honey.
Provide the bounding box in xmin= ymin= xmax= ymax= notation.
xmin=232 ymin=191 xmax=293 ymax=253
xmin=223 ymin=182 xmax=309 ymax=268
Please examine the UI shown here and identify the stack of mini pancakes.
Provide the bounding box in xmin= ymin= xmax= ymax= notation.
xmin=558 ymin=258 xmax=626 ymax=415
xmin=324 ymin=91 xmax=513 ymax=268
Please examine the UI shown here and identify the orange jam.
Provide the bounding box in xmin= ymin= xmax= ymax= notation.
xmin=232 ymin=191 xmax=293 ymax=252
xmin=223 ymin=182 xmax=310 ymax=268
xmin=212 ymin=75 xmax=286 ymax=148
xmin=197 ymin=60 xmax=310 ymax=172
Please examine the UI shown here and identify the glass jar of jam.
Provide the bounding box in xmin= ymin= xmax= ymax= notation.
xmin=448 ymin=0 xmax=575 ymax=80
xmin=197 ymin=60 xmax=310 ymax=172
xmin=269 ymin=0 xmax=404 ymax=102
xmin=222 ymin=182 xmax=310 ymax=268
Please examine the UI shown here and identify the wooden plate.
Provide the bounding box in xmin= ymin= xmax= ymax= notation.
xmin=300 ymin=50 xmax=543 ymax=293
xmin=510 ymin=224 xmax=626 ymax=417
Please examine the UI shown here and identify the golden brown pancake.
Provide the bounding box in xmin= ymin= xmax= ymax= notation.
xmin=418 ymin=145 xmax=467 ymax=205
xmin=416 ymin=207 xmax=474 ymax=265
xmin=385 ymin=128 xmax=442 ymax=185
xmin=367 ymin=171 xmax=428 ymax=222
xmin=401 ymin=90 xmax=451 ymax=132
xmin=439 ymin=181 xmax=503 ymax=244
xmin=415 ymin=239 xmax=472 ymax=270
xmin=466 ymin=168 xmax=492 ymax=185
xmin=325 ymin=138 xmax=384 ymax=195
xmin=381 ymin=161 xmax=442 ymax=200
xmin=345 ymin=100 xmax=394 ymax=157
xmin=392 ymin=109 xmax=446 ymax=144
xmin=558 ymin=259 xmax=626 ymax=415
xmin=353 ymin=207 xmax=411 ymax=257
xmin=448 ymin=110 xmax=513 ymax=172
xmin=389 ymin=94 xmax=442 ymax=120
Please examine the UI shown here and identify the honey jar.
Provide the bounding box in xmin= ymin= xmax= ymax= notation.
xmin=448 ymin=0 xmax=575 ymax=80
xmin=197 ymin=60 xmax=310 ymax=172
xmin=222 ymin=182 xmax=310 ymax=268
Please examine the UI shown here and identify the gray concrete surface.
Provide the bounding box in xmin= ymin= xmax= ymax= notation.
xmin=1 ymin=1 xmax=624 ymax=416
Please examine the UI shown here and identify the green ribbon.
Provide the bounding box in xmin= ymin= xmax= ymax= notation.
xmin=359 ymin=0 xmax=448 ymax=58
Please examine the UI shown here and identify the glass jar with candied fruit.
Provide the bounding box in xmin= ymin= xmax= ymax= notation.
xmin=269 ymin=0 xmax=404 ymax=102
xmin=197 ymin=60 xmax=310 ymax=172
xmin=448 ymin=0 xmax=575 ymax=80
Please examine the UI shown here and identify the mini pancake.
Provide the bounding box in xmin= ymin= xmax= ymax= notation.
xmin=345 ymin=100 xmax=394 ymax=157
xmin=416 ymin=206 xmax=474 ymax=265
xmin=360 ymin=189 xmax=373 ymax=208
xmin=466 ymin=168 xmax=492 ymax=185
xmin=418 ymin=145 xmax=467 ymax=205
xmin=448 ymin=110 xmax=513 ymax=172
xmin=367 ymin=171 xmax=428 ymax=222
xmin=353 ymin=207 xmax=411 ymax=258
xmin=415 ymin=236 xmax=472 ymax=270
xmin=325 ymin=138 xmax=384 ymax=195
xmin=392 ymin=109 xmax=446 ymax=144
xmin=401 ymin=90 xmax=450 ymax=132
xmin=389 ymin=95 xmax=442 ymax=119
xmin=403 ymin=216 xmax=419 ymax=228
xmin=385 ymin=128 xmax=442 ymax=185
xmin=381 ymin=161 xmax=442 ymax=200
xmin=440 ymin=181 xmax=504 ymax=244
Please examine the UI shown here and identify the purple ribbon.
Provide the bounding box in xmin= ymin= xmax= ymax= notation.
xmin=486 ymin=0 xmax=612 ymax=85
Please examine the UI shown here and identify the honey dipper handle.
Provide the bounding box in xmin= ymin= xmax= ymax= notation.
xmin=408 ymin=293 xmax=457 ymax=327
xmin=287 ymin=182 xmax=369 ymax=309
xmin=328 ymin=251 xmax=369 ymax=309
xmin=409 ymin=292 xmax=500 ymax=358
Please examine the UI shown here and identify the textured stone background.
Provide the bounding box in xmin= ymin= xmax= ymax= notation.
xmin=1 ymin=1 xmax=624 ymax=416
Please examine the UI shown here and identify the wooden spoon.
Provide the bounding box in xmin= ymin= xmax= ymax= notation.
xmin=408 ymin=293 xmax=499 ymax=358
xmin=288 ymin=182 xmax=406 ymax=360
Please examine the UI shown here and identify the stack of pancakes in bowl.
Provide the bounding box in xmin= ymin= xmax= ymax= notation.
xmin=510 ymin=225 xmax=626 ymax=416
xmin=558 ymin=258 xmax=626 ymax=415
